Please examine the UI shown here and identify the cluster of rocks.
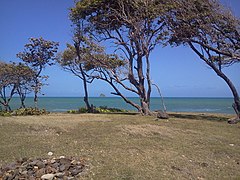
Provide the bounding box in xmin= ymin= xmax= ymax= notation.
xmin=0 ymin=156 xmax=86 ymax=180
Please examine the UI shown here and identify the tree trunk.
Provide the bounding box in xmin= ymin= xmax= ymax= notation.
xmin=20 ymin=97 xmax=26 ymax=108
xmin=2 ymin=101 xmax=11 ymax=112
xmin=17 ymin=89 xmax=26 ymax=109
xmin=80 ymin=65 xmax=92 ymax=113
xmin=135 ymin=55 xmax=152 ymax=115
xmin=34 ymin=93 xmax=38 ymax=109
xmin=189 ymin=43 xmax=240 ymax=123
xmin=33 ymin=79 xmax=39 ymax=109
xmin=140 ymin=99 xmax=152 ymax=115
xmin=210 ymin=63 xmax=240 ymax=123
xmin=83 ymin=80 xmax=91 ymax=112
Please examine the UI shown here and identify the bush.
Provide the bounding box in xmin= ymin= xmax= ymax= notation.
xmin=79 ymin=107 xmax=88 ymax=113
xmin=67 ymin=107 xmax=88 ymax=114
xmin=67 ymin=109 xmax=79 ymax=114
xmin=0 ymin=111 xmax=11 ymax=117
xmin=67 ymin=106 xmax=127 ymax=114
xmin=11 ymin=108 xmax=49 ymax=116
xmin=96 ymin=106 xmax=127 ymax=113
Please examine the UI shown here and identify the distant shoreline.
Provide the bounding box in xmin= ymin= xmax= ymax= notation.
xmin=5 ymin=97 xmax=235 ymax=114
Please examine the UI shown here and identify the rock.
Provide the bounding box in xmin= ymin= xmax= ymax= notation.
xmin=67 ymin=177 xmax=75 ymax=180
xmin=60 ymin=158 xmax=71 ymax=170
xmin=36 ymin=161 xmax=45 ymax=169
xmin=47 ymin=152 xmax=53 ymax=156
xmin=55 ymin=172 xmax=64 ymax=178
xmin=29 ymin=160 xmax=39 ymax=166
xmin=60 ymin=158 xmax=71 ymax=165
xmin=41 ymin=173 xmax=55 ymax=180
xmin=228 ymin=117 xmax=240 ymax=124
xmin=36 ymin=168 xmax=46 ymax=178
xmin=21 ymin=170 xmax=28 ymax=175
xmin=71 ymin=160 xmax=77 ymax=165
xmin=50 ymin=159 xmax=56 ymax=164
xmin=5 ymin=162 xmax=16 ymax=171
xmin=27 ymin=170 xmax=35 ymax=176
xmin=59 ymin=164 xmax=67 ymax=172
xmin=16 ymin=157 xmax=26 ymax=164
xmin=71 ymin=168 xmax=82 ymax=176
xmin=0 ymin=157 xmax=86 ymax=179
xmin=157 ymin=110 xmax=169 ymax=119
xmin=52 ymin=162 xmax=60 ymax=169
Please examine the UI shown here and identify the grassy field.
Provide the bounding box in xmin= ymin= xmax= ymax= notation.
xmin=0 ymin=113 xmax=240 ymax=179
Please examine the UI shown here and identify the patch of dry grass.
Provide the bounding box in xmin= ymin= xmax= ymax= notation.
xmin=0 ymin=113 xmax=240 ymax=179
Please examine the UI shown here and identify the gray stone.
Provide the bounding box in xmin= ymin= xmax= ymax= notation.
xmin=41 ymin=173 xmax=55 ymax=180
xmin=36 ymin=161 xmax=45 ymax=169
xmin=6 ymin=162 xmax=16 ymax=171
xmin=59 ymin=164 xmax=66 ymax=172
xmin=157 ymin=110 xmax=169 ymax=119
xmin=36 ymin=168 xmax=46 ymax=178
xmin=60 ymin=158 xmax=71 ymax=165
xmin=0 ymin=157 xmax=86 ymax=179
xmin=21 ymin=170 xmax=28 ymax=175
xmin=71 ymin=168 xmax=82 ymax=176
xmin=29 ymin=160 xmax=39 ymax=166
xmin=55 ymin=172 xmax=64 ymax=178
xmin=52 ymin=162 xmax=60 ymax=169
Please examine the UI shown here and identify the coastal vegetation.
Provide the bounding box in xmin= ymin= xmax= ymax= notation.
xmin=0 ymin=62 xmax=35 ymax=111
xmin=0 ymin=0 xmax=239 ymax=124
xmin=17 ymin=37 xmax=59 ymax=109
xmin=67 ymin=106 xmax=128 ymax=114
xmin=0 ymin=1 xmax=239 ymax=179
xmin=165 ymin=0 xmax=240 ymax=123
xmin=69 ymin=0 xmax=169 ymax=115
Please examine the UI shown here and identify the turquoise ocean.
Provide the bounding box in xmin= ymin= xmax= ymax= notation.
xmin=5 ymin=97 xmax=235 ymax=114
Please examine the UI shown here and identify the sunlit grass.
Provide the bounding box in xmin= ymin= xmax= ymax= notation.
xmin=0 ymin=113 xmax=239 ymax=179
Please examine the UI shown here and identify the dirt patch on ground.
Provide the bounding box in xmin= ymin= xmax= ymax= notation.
xmin=23 ymin=125 xmax=66 ymax=136
xmin=121 ymin=124 xmax=202 ymax=138
xmin=121 ymin=124 xmax=177 ymax=138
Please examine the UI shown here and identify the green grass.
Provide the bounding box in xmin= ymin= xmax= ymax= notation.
xmin=0 ymin=113 xmax=240 ymax=179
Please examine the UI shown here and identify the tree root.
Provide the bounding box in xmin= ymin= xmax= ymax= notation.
xmin=228 ymin=117 xmax=240 ymax=124
xmin=228 ymin=103 xmax=240 ymax=124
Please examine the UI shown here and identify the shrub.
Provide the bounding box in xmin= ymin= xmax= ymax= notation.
xmin=67 ymin=107 xmax=88 ymax=114
xmin=0 ymin=111 xmax=11 ymax=117
xmin=78 ymin=107 xmax=88 ymax=113
xmin=11 ymin=108 xmax=49 ymax=116
xmin=66 ymin=106 xmax=127 ymax=114
xmin=96 ymin=106 xmax=127 ymax=113
xmin=67 ymin=109 xmax=79 ymax=114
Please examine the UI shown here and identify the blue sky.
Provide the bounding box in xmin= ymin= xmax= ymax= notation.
xmin=0 ymin=0 xmax=239 ymax=97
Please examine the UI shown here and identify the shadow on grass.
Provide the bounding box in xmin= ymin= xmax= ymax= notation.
xmin=97 ymin=112 xmax=140 ymax=115
xmin=168 ymin=113 xmax=230 ymax=122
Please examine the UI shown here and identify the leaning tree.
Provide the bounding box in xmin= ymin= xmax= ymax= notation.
xmin=70 ymin=0 xmax=172 ymax=115
xmin=58 ymin=33 xmax=129 ymax=112
xmin=17 ymin=37 xmax=59 ymax=108
xmin=165 ymin=0 xmax=240 ymax=123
